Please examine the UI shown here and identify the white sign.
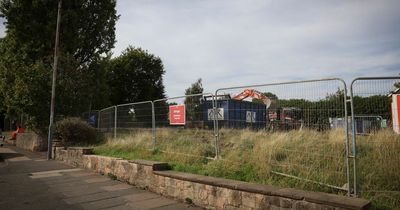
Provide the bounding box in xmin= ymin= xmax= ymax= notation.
xmin=208 ymin=108 xmax=224 ymax=120
xmin=246 ymin=111 xmax=256 ymax=123
xmin=392 ymin=94 xmax=400 ymax=134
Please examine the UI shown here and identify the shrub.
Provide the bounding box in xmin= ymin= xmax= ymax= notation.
xmin=55 ymin=117 xmax=97 ymax=145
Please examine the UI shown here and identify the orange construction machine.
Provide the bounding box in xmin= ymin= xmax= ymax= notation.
xmin=232 ymin=89 xmax=272 ymax=108
xmin=232 ymin=89 xmax=303 ymax=130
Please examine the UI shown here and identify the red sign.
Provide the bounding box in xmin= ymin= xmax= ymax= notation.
xmin=169 ymin=105 xmax=186 ymax=125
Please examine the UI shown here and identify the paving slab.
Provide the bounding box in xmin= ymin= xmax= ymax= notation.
xmin=106 ymin=204 xmax=136 ymax=210
xmin=63 ymin=191 xmax=120 ymax=204
xmin=47 ymin=179 xmax=86 ymax=188
xmin=122 ymin=192 xmax=161 ymax=203
xmin=68 ymin=171 xmax=94 ymax=177
xmin=84 ymin=177 xmax=111 ymax=183
xmin=61 ymin=187 xmax=106 ymax=198
xmin=29 ymin=172 xmax=63 ymax=179
xmin=54 ymin=180 xmax=121 ymax=196
xmin=151 ymin=203 xmax=200 ymax=210
xmin=42 ymin=176 xmax=89 ymax=184
xmin=80 ymin=197 xmax=127 ymax=210
xmin=101 ymin=183 xmax=133 ymax=191
xmin=0 ymin=145 xmax=203 ymax=210
xmin=7 ymin=156 xmax=31 ymax=162
xmin=127 ymin=197 xmax=177 ymax=210
xmin=30 ymin=168 xmax=82 ymax=175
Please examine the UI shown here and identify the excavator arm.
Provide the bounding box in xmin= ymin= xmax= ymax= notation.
xmin=232 ymin=89 xmax=272 ymax=108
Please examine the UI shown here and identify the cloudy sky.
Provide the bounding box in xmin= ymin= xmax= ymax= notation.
xmin=1 ymin=1 xmax=399 ymax=97
xmin=114 ymin=0 xmax=400 ymax=97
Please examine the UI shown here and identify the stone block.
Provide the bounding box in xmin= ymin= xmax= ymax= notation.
xmin=280 ymin=197 xmax=293 ymax=208
xmin=293 ymin=201 xmax=311 ymax=210
xmin=255 ymin=194 xmax=272 ymax=210
xmin=128 ymin=159 xmax=169 ymax=171
xmin=272 ymin=188 xmax=305 ymax=200
xmin=16 ymin=132 xmax=47 ymax=151
xmin=224 ymin=205 xmax=243 ymax=210
xmin=242 ymin=192 xmax=256 ymax=209
xmin=304 ymin=191 xmax=371 ymax=210
xmin=270 ymin=196 xmax=280 ymax=207
xmin=205 ymin=184 xmax=218 ymax=197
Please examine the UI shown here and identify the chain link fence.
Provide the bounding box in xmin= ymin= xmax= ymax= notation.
xmin=214 ymin=78 xmax=350 ymax=193
xmin=350 ymin=77 xmax=400 ymax=207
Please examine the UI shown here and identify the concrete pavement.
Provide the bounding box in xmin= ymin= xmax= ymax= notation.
xmin=0 ymin=145 xmax=202 ymax=210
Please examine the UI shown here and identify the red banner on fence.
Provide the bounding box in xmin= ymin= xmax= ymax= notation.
xmin=169 ymin=105 xmax=186 ymax=125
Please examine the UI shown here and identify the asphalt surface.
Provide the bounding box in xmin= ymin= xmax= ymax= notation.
xmin=0 ymin=145 xmax=202 ymax=210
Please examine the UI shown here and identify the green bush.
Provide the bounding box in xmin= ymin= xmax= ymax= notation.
xmin=55 ymin=117 xmax=97 ymax=145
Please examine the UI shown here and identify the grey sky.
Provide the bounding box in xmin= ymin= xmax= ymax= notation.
xmin=0 ymin=1 xmax=399 ymax=98
xmin=114 ymin=0 xmax=400 ymax=97
xmin=0 ymin=17 xmax=4 ymax=38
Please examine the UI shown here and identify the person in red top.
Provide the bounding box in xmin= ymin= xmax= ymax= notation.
xmin=10 ymin=125 xmax=24 ymax=140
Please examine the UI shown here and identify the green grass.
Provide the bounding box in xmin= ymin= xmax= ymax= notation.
xmin=93 ymin=128 xmax=400 ymax=210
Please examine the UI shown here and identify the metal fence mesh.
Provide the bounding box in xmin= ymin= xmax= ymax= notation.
xmin=214 ymin=79 xmax=349 ymax=192
xmin=98 ymin=106 xmax=115 ymax=136
xmin=351 ymin=78 xmax=400 ymax=207
xmin=93 ymin=76 xmax=399 ymax=208
xmin=115 ymin=102 xmax=154 ymax=149
xmin=153 ymin=94 xmax=215 ymax=159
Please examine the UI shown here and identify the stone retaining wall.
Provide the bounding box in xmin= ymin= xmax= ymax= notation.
xmin=54 ymin=147 xmax=370 ymax=210
xmin=15 ymin=133 xmax=47 ymax=151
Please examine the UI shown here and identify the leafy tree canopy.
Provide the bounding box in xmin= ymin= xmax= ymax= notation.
xmin=106 ymin=46 xmax=166 ymax=105
xmin=185 ymin=78 xmax=203 ymax=96
xmin=184 ymin=78 xmax=204 ymax=121
xmin=0 ymin=0 xmax=118 ymax=133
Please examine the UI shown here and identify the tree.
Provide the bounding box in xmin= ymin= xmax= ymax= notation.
xmin=184 ymin=78 xmax=204 ymax=122
xmin=106 ymin=46 xmax=166 ymax=105
xmin=0 ymin=0 xmax=118 ymax=133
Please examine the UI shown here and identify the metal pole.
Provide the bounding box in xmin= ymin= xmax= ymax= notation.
xmin=349 ymin=79 xmax=360 ymax=196
xmin=341 ymin=81 xmax=351 ymax=196
xmin=97 ymin=110 xmax=101 ymax=131
xmin=114 ymin=106 xmax=117 ymax=138
xmin=212 ymin=93 xmax=220 ymax=159
xmin=47 ymin=0 xmax=62 ymax=160
xmin=151 ymin=101 xmax=156 ymax=150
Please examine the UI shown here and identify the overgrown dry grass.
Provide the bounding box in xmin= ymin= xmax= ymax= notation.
xmin=94 ymin=128 xmax=400 ymax=209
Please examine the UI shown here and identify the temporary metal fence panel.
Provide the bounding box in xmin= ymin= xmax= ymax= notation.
xmin=214 ymin=78 xmax=350 ymax=194
xmin=153 ymin=93 xmax=215 ymax=159
xmin=350 ymin=77 xmax=400 ymax=206
xmin=98 ymin=106 xmax=116 ymax=137
xmin=115 ymin=101 xmax=154 ymax=149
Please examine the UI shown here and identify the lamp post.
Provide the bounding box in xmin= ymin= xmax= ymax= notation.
xmin=47 ymin=0 xmax=62 ymax=160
